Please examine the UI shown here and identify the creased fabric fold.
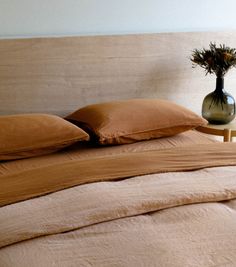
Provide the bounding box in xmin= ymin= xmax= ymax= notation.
xmin=2 ymin=142 xmax=236 ymax=207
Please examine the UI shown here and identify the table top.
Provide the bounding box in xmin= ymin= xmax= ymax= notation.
xmin=201 ymin=120 xmax=236 ymax=131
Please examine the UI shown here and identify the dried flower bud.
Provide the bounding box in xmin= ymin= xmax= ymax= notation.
xmin=223 ymin=52 xmax=232 ymax=61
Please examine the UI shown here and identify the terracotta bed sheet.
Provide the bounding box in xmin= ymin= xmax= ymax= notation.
xmin=0 ymin=130 xmax=215 ymax=176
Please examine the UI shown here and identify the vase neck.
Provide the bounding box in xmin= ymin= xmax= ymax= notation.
xmin=215 ymin=76 xmax=224 ymax=91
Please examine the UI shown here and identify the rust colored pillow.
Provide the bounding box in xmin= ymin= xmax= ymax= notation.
xmin=66 ymin=99 xmax=207 ymax=145
xmin=0 ymin=114 xmax=89 ymax=160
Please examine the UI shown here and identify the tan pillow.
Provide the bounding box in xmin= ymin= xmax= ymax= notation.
xmin=0 ymin=114 xmax=89 ymax=160
xmin=66 ymin=99 xmax=207 ymax=145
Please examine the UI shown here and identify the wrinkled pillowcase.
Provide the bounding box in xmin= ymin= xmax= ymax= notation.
xmin=66 ymin=98 xmax=207 ymax=145
xmin=0 ymin=114 xmax=89 ymax=160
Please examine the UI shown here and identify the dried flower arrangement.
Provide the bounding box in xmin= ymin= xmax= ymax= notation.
xmin=190 ymin=42 xmax=236 ymax=77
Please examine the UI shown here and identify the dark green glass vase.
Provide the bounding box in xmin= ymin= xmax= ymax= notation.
xmin=202 ymin=77 xmax=236 ymax=124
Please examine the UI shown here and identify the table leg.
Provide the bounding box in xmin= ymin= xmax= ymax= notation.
xmin=223 ymin=129 xmax=231 ymax=142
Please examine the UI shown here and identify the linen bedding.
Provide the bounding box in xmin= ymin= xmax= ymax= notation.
xmin=1 ymin=131 xmax=236 ymax=267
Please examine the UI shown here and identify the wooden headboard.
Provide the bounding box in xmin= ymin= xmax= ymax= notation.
xmin=1 ymin=31 xmax=236 ymax=116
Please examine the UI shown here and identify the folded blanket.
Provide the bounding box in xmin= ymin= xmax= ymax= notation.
xmin=2 ymin=142 xmax=236 ymax=207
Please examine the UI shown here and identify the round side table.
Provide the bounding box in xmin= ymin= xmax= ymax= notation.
xmin=196 ymin=121 xmax=236 ymax=142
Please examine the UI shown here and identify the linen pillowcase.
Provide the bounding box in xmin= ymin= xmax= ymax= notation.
xmin=0 ymin=114 xmax=89 ymax=160
xmin=66 ymin=99 xmax=207 ymax=145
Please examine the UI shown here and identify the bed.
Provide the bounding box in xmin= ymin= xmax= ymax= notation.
xmin=1 ymin=32 xmax=236 ymax=267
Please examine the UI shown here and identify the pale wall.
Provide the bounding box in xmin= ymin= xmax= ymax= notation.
xmin=0 ymin=0 xmax=236 ymax=38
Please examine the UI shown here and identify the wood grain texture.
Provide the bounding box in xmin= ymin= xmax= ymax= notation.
xmin=1 ymin=32 xmax=236 ymax=116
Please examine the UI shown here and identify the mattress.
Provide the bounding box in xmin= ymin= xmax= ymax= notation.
xmin=2 ymin=130 xmax=236 ymax=267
